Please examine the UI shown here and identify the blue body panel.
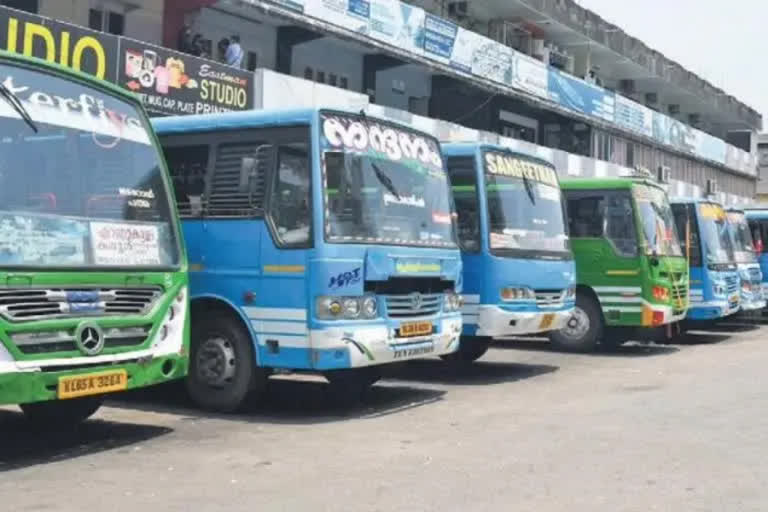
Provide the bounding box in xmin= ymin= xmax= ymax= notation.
xmin=154 ymin=109 xmax=463 ymax=371
xmin=443 ymin=143 xmax=575 ymax=339
xmin=744 ymin=209 xmax=768 ymax=300
xmin=672 ymin=198 xmax=740 ymax=321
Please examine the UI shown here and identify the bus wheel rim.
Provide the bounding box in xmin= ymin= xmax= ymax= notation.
xmin=197 ymin=336 xmax=237 ymax=387
xmin=563 ymin=306 xmax=589 ymax=340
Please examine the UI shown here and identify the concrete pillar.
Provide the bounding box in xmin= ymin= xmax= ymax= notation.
xmin=275 ymin=26 xmax=322 ymax=75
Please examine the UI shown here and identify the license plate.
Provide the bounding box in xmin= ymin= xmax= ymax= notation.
xmin=398 ymin=321 xmax=433 ymax=338
xmin=539 ymin=313 xmax=556 ymax=330
xmin=58 ymin=369 xmax=127 ymax=400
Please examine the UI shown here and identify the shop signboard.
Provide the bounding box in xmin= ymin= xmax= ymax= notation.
xmin=368 ymin=0 xmax=425 ymax=56
xmin=118 ymin=38 xmax=253 ymax=116
xmin=614 ymin=95 xmax=653 ymax=138
xmin=511 ymin=52 xmax=548 ymax=99
xmin=548 ymin=68 xmax=615 ymax=122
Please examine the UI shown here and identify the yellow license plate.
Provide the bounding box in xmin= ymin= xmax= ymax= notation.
xmin=539 ymin=313 xmax=556 ymax=330
xmin=58 ymin=369 xmax=128 ymax=400
xmin=399 ymin=321 xmax=433 ymax=338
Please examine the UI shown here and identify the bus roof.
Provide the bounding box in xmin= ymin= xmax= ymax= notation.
xmin=559 ymin=177 xmax=661 ymax=191
xmin=0 ymin=50 xmax=142 ymax=105
xmin=670 ymin=197 xmax=724 ymax=205
xmin=744 ymin=208 xmax=768 ymax=220
xmin=152 ymin=107 xmax=428 ymax=136
xmin=440 ymin=142 xmax=554 ymax=166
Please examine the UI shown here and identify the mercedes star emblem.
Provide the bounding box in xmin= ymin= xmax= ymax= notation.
xmin=75 ymin=323 xmax=105 ymax=356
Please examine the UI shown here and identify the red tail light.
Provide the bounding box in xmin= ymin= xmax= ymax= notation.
xmin=652 ymin=310 xmax=665 ymax=326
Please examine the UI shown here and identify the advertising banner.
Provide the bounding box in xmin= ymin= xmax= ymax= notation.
xmin=614 ymin=95 xmax=653 ymax=138
xmin=0 ymin=7 xmax=119 ymax=81
xmin=261 ymin=0 xmax=307 ymax=12
xmin=548 ymin=69 xmax=615 ymax=122
xmin=511 ymin=52 xmax=548 ymax=99
xmin=118 ymin=38 xmax=253 ymax=116
xmin=652 ymin=112 xmax=696 ymax=155
xmin=304 ymin=0 xmax=368 ymax=34
xmin=368 ymin=0 xmax=425 ymax=56
xmin=470 ymin=35 xmax=514 ymax=86
xmin=694 ymin=130 xmax=727 ymax=164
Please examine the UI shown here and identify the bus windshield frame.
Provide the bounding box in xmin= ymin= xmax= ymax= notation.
xmin=320 ymin=112 xmax=456 ymax=249
xmin=0 ymin=61 xmax=181 ymax=271
xmin=727 ymin=211 xmax=758 ymax=264
xmin=698 ymin=202 xmax=735 ymax=265
xmin=482 ymin=150 xmax=570 ymax=260
xmin=633 ymin=185 xmax=683 ymax=257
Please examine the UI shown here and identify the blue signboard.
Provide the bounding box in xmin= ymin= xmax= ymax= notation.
xmin=423 ymin=14 xmax=457 ymax=61
xmin=548 ymin=69 xmax=615 ymax=122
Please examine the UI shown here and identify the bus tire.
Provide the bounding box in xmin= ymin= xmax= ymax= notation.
xmin=186 ymin=313 xmax=260 ymax=413
xmin=20 ymin=396 xmax=102 ymax=426
xmin=440 ymin=336 xmax=491 ymax=364
xmin=549 ymin=293 xmax=603 ymax=353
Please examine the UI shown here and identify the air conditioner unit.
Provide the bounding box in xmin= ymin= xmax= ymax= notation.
xmin=448 ymin=1 xmax=469 ymax=18
xmin=707 ymin=179 xmax=719 ymax=196
xmin=657 ymin=165 xmax=671 ymax=183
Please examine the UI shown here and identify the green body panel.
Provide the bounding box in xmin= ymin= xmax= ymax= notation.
xmin=0 ymin=53 xmax=190 ymax=404
xmin=562 ymin=178 xmax=689 ymax=327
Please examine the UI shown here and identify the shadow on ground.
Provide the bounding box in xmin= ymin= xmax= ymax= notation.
xmin=0 ymin=410 xmax=172 ymax=471
xmin=382 ymin=358 xmax=558 ymax=385
xmin=493 ymin=338 xmax=681 ymax=357
xmin=109 ymin=377 xmax=446 ymax=425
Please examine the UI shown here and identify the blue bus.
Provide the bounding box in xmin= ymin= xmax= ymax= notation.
xmin=442 ymin=143 xmax=575 ymax=360
xmin=744 ymin=207 xmax=768 ymax=303
xmin=153 ymin=109 xmax=463 ymax=411
xmin=726 ymin=208 xmax=765 ymax=312
xmin=671 ymin=198 xmax=740 ymax=321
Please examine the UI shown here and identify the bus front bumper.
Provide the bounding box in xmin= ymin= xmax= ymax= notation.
xmin=474 ymin=306 xmax=572 ymax=337
xmin=0 ymin=355 xmax=187 ymax=405
xmin=309 ymin=316 xmax=463 ymax=370
xmin=687 ymin=299 xmax=740 ymax=320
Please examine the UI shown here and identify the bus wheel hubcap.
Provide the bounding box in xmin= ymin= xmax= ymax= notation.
xmin=563 ymin=307 xmax=589 ymax=339
xmin=197 ymin=337 xmax=236 ymax=387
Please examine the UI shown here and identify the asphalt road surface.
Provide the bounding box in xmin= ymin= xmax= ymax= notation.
xmin=2 ymin=318 xmax=767 ymax=511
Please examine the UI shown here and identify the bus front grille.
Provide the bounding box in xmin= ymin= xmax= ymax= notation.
xmin=725 ymin=276 xmax=739 ymax=295
xmin=0 ymin=287 xmax=162 ymax=322
xmin=534 ymin=289 xmax=567 ymax=308
xmin=12 ymin=326 xmax=151 ymax=354
xmin=384 ymin=293 xmax=442 ymax=318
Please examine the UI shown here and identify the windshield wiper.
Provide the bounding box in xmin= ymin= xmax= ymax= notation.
xmin=0 ymin=83 xmax=37 ymax=133
xmin=521 ymin=173 xmax=536 ymax=204
xmin=371 ymin=161 xmax=401 ymax=201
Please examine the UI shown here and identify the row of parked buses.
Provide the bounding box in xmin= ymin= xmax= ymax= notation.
xmin=2 ymin=52 xmax=768 ymax=423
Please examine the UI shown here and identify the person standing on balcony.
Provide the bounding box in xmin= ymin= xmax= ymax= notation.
xmin=225 ymin=35 xmax=244 ymax=68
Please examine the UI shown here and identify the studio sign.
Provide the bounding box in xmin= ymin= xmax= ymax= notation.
xmin=322 ymin=116 xmax=443 ymax=168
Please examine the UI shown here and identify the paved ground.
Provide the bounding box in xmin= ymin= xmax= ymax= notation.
xmin=1 ymin=319 xmax=767 ymax=511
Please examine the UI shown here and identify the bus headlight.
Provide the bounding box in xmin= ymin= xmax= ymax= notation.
xmin=362 ymin=296 xmax=378 ymax=318
xmin=565 ymin=286 xmax=576 ymax=299
xmin=501 ymin=287 xmax=535 ymax=301
xmin=317 ymin=295 xmax=378 ymax=320
xmin=443 ymin=292 xmax=461 ymax=312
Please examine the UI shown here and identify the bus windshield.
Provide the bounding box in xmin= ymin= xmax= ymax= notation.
xmin=483 ymin=151 xmax=569 ymax=257
xmin=322 ymin=113 xmax=455 ymax=248
xmin=633 ymin=185 xmax=683 ymax=257
xmin=0 ymin=63 xmax=179 ymax=268
xmin=698 ymin=203 xmax=735 ymax=265
xmin=727 ymin=211 xmax=758 ymax=263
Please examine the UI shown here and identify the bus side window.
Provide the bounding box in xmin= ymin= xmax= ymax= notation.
xmin=604 ymin=194 xmax=637 ymax=257
xmin=446 ymin=157 xmax=480 ymax=252
xmin=269 ymin=143 xmax=311 ymax=248
xmin=163 ymin=144 xmax=210 ymax=218
xmin=672 ymin=203 xmax=702 ymax=266
xmin=566 ymin=196 xmax=604 ymax=238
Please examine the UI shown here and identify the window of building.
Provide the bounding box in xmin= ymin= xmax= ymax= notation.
xmin=304 ymin=67 xmax=313 ymax=80
xmin=1 ymin=0 xmax=37 ymax=13
xmin=88 ymin=8 xmax=125 ymax=35
xmin=269 ymin=144 xmax=311 ymax=247
xmin=446 ymin=156 xmax=480 ymax=251
xmin=316 ymin=71 xmax=325 ymax=84
xmin=626 ymin=142 xmax=635 ymax=167
xmin=247 ymin=52 xmax=258 ymax=72
xmin=328 ymin=73 xmax=337 ymax=87
xmin=339 ymin=76 xmax=348 ymax=89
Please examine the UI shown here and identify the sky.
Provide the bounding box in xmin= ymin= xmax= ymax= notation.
xmin=575 ymin=0 xmax=768 ymax=126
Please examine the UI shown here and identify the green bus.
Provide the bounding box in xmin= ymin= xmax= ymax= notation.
xmin=551 ymin=178 xmax=688 ymax=351
xmin=0 ymin=52 xmax=188 ymax=424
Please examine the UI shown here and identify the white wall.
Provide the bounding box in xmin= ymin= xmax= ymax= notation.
xmin=375 ymin=64 xmax=431 ymax=115
xmin=39 ymin=0 xmax=162 ymax=44
xmin=291 ymin=37 xmax=363 ymax=93
xmin=256 ymin=68 xmax=368 ymax=110
xmin=194 ymin=7 xmax=277 ymax=70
